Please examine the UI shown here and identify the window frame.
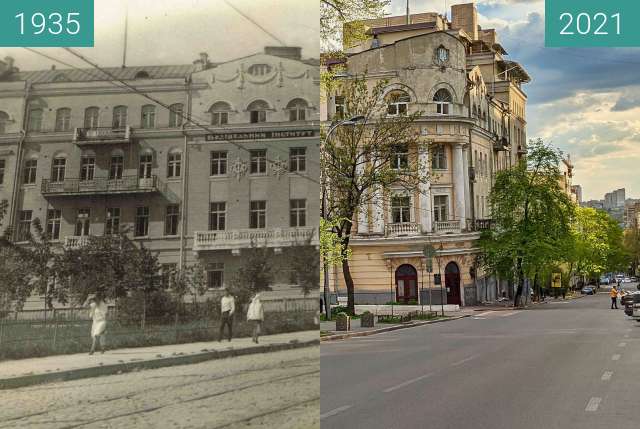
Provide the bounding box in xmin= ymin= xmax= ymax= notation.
xmin=28 ymin=108 xmax=43 ymax=132
xmin=112 ymin=106 xmax=128 ymax=129
xmin=84 ymin=107 xmax=100 ymax=129
xmin=250 ymin=149 xmax=267 ymax=175
xmin=55 ymin=108 xmax=72 ymax=132
xmin=105 ymin=207 xmax=121 ymax=235
xmin=433 ymin=195 xmax=449 ymax=222
xmin=164 ymin=204 xmax=180 ymax=236
xmin=18 ymin=210 xmax=32 ymax=241
xmin=431 ymin=145 xmax=447 ymax=170
xmin=51 ymin=157 xmax=66 ymax=183
xmin=289 ymin=199 xmax=307 ymax=227
xmin=46 ymin=209 xmax=62 ymax=240
xmin=210 ymin=151 xmax=228 ymax=176
xmin=135 ymin=206 xmax=150 ymax=237
xmin=167 ymin=151 xmax=182 ymax=179
xmin=23 ymin=159 xmax=37 ymax=184
xmin=74 ymin=208 xmax=91 ymax=237
xmin=249 ymin=200 xmax=266 ymax=229
xmin=289 ymin=147 xmax=306 ymax=172
xmin=206 ymin=262 xmax=224 ymax=289
xmin=209 ymin=202 xmax=226 ymax=231
xmin=168 ymin=103 xmax=184 ymax=128
xmin=140 ymin=105 xmax=156 ymax=129
xmin=391 ymin=195 xmax=412 ymax=224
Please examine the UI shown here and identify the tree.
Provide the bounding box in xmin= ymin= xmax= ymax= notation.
xmin=321 ymin=0 xmax=389 ymax=51
xmin=229 ymin=244 xmax=274 ymax=305
xmin=480 ymin=139 xmax=575 ymax=307
xmin=322 ymin=76 xmax=428 ymax=314
xmin=284 ymin=237 xmax=320 ymax=297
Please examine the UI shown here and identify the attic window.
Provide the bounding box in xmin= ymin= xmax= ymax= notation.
xmin=52 ymin=74 xmax=70 ymax=83
xmin=135 ymin=71 xmax=150 ymax=79
xmin=247 ymin=64 xmax=272 ymax=76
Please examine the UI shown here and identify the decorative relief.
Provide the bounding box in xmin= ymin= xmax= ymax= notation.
xmin=231 ymin=157 xmax=248 ymax=181
xmin=270 ymin=155 xmax=288 ymax=179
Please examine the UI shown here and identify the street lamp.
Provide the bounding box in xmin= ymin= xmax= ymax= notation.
xmin=321 ymin=116 xmax=365 ymax=320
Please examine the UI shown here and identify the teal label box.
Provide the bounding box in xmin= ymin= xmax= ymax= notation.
xmin=546 ymin=0 xmax=640 ymax=47
xmin=0 ymin=0 xmax=94 ymax=47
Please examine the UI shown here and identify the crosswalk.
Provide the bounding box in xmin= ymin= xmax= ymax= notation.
xmin=472 ymin=310 xmax=521 ymax=320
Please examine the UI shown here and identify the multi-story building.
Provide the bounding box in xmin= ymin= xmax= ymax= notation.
xmin=326 ymin=3 xmax=530 ymax=306
xmin=604 ymin=188 xmax=625 ymax=209
xmin=0 ymin=47 xmax=319 ymax=306
xmin=571 ymin=185 xmax=582 ymax=205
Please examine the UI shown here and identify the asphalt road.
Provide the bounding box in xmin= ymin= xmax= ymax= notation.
xmin=321 ymin=290 xmax=640 ymax=429
xmin=0 ymin=346 xmax=320 ymax=429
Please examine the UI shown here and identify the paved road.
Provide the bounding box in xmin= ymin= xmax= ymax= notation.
xmin=0 ymin=346 xmax=319 ymax=429
xmin=321 ymin=291 xmax=640 ymax=429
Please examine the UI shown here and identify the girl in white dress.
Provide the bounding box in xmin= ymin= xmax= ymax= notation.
xmin=88 ymin=296 xmax=108 ymax=355
xmin=247 ymin=293 xmax=264 ymax=344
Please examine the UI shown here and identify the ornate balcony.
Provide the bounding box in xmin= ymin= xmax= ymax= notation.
xmin=434 ymin=220 xmax=461 ymax=234
xmin=41 ymin=175 xmax=165 ymax=197
xmin=493 ymin=136 xmax=510 ymax=151
xmin=385 ymin=223 xmax=421 ymax=237
xmin=73 ymin=126 xmax=132 ymax=145
xmin=64 ymin=236 xmax=90 ymax=249
xmin=193 ymin=227 xmax=317 ymax=253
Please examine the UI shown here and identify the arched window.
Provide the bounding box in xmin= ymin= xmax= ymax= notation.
xmin=51 ymin=155 xmax=67 ymax=183
xmin=167 ymin=149 xmax=182 ymax=178
xmin=433 ymin=89 xmax=452 ymax=115
xmin=135 ymin=71 xmax=150 ymax=79
xmin=139 ymin=150 xmax=153 ymax=179
xmin=286 ymin=98 xmax=308 ymax=122
xmin=169 ymin=103 xmax=184 ymax=128
xmin=109 ymin=149 xmax=124 ymax=180
xmin=247 ymin=100 xmax=269 ymax=123
xmin=55 ymin=108 xmax=72 ymax=132
xmin=84 ymin=107 xmax=99 ymax=129
xmin=0 ymin=111 xmax=9 ymax=134
xmin=112 ymin=106 xmax=128 ymax=129
xmin=386 ymin=90 xmax=410 ymax=116
xmin=28 ymin=108 xmax=43 ymax=132
xmin=141 ymin=105 xmax=156 ymax=129
xmin=209 ymin=102 xmax=231 ymax=125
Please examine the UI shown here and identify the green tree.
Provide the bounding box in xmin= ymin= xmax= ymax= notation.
xmin=480 ymin=139 xmax=575 ymax=307
xmin=321 ymin=0 xmax=389 ymax=50
xmin=229 ymin=245 xmax=274 ymax=305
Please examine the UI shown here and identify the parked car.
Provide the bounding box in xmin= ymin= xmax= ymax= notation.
xmin=581 ymin=286 xmax=596 ymax=295
xmin=623 ymin=291 xmax=640 ymax=315
xmin=624 ymin=277 xmax=631 ymax=283
xmin=600 ymin=276 xmax=610 ymax=285
xmin=631 ymin=277 xmax=638 ymax=282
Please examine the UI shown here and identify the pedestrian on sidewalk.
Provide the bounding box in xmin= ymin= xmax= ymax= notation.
xmin=247 ymin=292 xmax=264 ymax=343
xmin=87 ymin=295 xmax=108 ymax=355
xmin=219 ymin=288 xmax=235 ymax=342
xmin=610 ymin=285 xmax=618 ymax=309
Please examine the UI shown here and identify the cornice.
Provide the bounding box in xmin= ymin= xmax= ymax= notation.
xmin=351 ymin=232 xmax=481 ymax=246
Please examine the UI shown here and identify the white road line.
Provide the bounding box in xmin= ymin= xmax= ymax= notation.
xmin=612 ymin=354 xmax=621 ymax=361
xmin=475 ymin=311 xmax=495 ymax=317
xmin=320 ymin=405 xmax=353 ymax=420
xmin=499 ymin=311 xmax=517 ymax=317
xmin=585 ymin=397 xmax=602 ymax=412
xmin=472 ymin=317 xmax=486 ymax=320
xmin=383 ymin=373 xmax=434 ymax=393
xmin=601 ymin=371 xmax=613 ymax=381
xmin=619 ymin=342 xmax=627 ymax=347
xmin=451 ymin=355 xmax=479 ymax=367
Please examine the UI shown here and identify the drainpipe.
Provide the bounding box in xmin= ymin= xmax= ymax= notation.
xmin=8 ymin=83 xmax=30 ymax=241
xmin=466 ymin=83 xmax=475 ymax=227
xmin=179 ymin=76 xmax=192 ymax=270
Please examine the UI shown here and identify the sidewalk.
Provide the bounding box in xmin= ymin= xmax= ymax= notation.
xmin=0 ymin=330 xmax=319 ymax=390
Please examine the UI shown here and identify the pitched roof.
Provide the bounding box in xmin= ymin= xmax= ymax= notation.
xmin=6 ymin=65 xmax=197 ymax=84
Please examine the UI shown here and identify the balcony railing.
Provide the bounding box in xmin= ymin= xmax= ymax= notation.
xmin=493 ymin=137 xmax=510 ymax=151
xmin=193 ymin=227 xmax=317 ymax=252
xmin=474 ymin=218 xmax=493 ymax=231
xmin=385 ymin=223 xmax=420 ymax=237
xmin=42 ymin=175 xmax=164 ymax=197
xmin=64 ymin=235 xmax=90 ymax=249
xmin=434 ymin=220 xmax=461 ymax=234
xmin=73 ymin=126 xmax=132 ymax=145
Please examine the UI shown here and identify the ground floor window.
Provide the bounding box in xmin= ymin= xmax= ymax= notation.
xmin=18 ymin=210 xmax=32 ymax=241
xmin=207 ymin=262 xmax=224 ymax=289
xmin=46 ymin=209 xmax=61 ymax=240
xmin=135 ymin=206 xmax=149 ymax=237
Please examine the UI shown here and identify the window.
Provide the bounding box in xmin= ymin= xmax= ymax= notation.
xmin=80 ymin=155 xmax=95 ymax=181
xmin=334 ymin=96 xmax=345 ymax=119
xmin=247 ymin=64 xmax=272 ymax=76
xmin=165 ymin=205 xmax=179 ymax=236
xmin=210 ymin=151 xmax=228 ymax=176
xmin=207 ymin=262 xmax=224 ymax=289
xmin=51 ymin=157 xmax=66 ymax=182
xmin=289 ymin=148 xmax=306 ymax=172
xmin=161 ymin=263 xmax=177 ymax=289
xmin=0 ymin=159 xmax=4 ymax=184
xmin=169 ymin=103 xmax=184 ymax=128
xmin=209 ymin=102 xmax=231 ymax=125
xmin=391 ymin=196 xmax=411 ymax=223
xmin=250 ymin=150 xmax=267 ymax=174
xmin=135 ymin=207 xmax=149 ymax=237
xmin=18 ymin=210 xmax=32 ymax=241
xmin=105 ymin=208 xmax=120 ymax=235
xmin=139 ymin=153 xmax=153 ymax=178
xmin=46 ymin=209 xmax=61 ymax=240
xmin=392 ymin=145 xmax=409 ymax=169
xmin=75 ymin=208 xmax=90 ymax=236
xmin=248 ymin=100 xmax=268 ymax=123
xmin=112 ymin=106 xmax=128 ymax=129
xmin=84 ymin=107 xmax=99 ymax=129
xmin=250 ymin=201 xmax=266 ymax=229
xmin=209 ymin=202 xmax=226 ymax=231
xmin=290 ymin=199 xmax=306 ymax=227
xmin=55 ymin=108 xmax=71 ymax=132
xmin=28 ymin=109 xmax=43 ymax=132
xmin=386 ymin=90 xmax=410 ymax=116
xmin=141 ymin=105 xmax=156 ymax=129
xmin=23 ymin=159 xmax=37 ymax=184
xmin=431 ymin=145 xmax=447 ymax=170
xmin=109 ymin=154 xmax=124 ymax=180
xmin=433 ymin=195 xmax=449 ymax=222
xmin=287 ymin=99 xmax=307 ymax=122
xmin=0 ymin=111 xmax=9 ymax=134
xmin=167 ymin=151 xmax=181 ymax=178
xmin=433 ymin=89 xmax=452 ymax=115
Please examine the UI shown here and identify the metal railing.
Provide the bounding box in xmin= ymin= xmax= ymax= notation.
xmin=385 ymin=223 xmax=420 ymax=237
xmin=41 ymin=175 xmax=164 ymax=196
xmin=194 ymin=227 xmax=317 ymax=251
xmin=64 ymin=235 xmax=91 ymax=249
xmin=473 ymin=218 xmax=493 ymax=231
xmin=73 ymin=126 xmax=132 ymax=144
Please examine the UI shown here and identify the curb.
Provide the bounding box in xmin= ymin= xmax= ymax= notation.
xmin=0 ymin=338 xmax=319 ymax=390
xmin=320 ymin=315 xmax=470 ymax=342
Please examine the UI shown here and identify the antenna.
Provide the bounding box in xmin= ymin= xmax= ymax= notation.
xmin=122 ymin=3 xmax=129 ymax=68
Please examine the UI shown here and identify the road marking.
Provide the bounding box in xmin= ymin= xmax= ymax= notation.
xmin=627 ymin=328 xmax=633 ymax=332
xmin=624 ymin=334 xmax=630 ymax=338
xmin=475 ymin=311 xmax=495 ymax=317
xmin=601 ymin=371 xmax=613 ymax=381
xmin=499 ymin=311 xmax=517 ymax=317
xmin=320 ymin=405 xmax=353 ymax=420
xmin=612 ymin=354 xmax=621 ymax=361
xmin=451 ymin=355 xmax=479 ymax=367
xmin=585 ymin=397 xmax=601 ymax=412
xmin=472 ymin=317 xmax=486 ymax=320
xmin=618 ymin=342 xmax=627 ymax=347
xmin=383 ymin=373 xmax=434 ymax=393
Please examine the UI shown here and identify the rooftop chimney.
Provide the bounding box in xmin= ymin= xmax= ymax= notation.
xmin=264 ymin=46 xmax=302 ymax=61
xmin=451 ymin=3 xmax=478 ymax=40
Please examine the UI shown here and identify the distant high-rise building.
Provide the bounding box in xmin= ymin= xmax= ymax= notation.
xmin=604 ymin=188 xmax=625 ymax=209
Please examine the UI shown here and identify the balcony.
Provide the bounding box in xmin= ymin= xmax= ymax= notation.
xmin=73 ymin=126 xmax=132 ymax=145
xmin=474 ymin=218 xmax=493 ymax=231
xmin=434 ymin=220 xmax=461 ymax=234
xmin=385 ymin=223 xmax=421 ymax=237
xmin=193 ymin=227 xmax=317 ymax=253
xmin=493 ymin=137 xmax=510 ymax=151
xmin=41 ymin=175 xmax=165 ymax=197
xmin=64 ymin=235 xmax=90 ymax=249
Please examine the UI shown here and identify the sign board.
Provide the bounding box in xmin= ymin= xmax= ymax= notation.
xmin=552 ymin=273 xmax=562 ymax=288
xmin=205 ymin=129 xmax=317 ymax=142
xmin=434 ymin=274 xmax=441 ymax=285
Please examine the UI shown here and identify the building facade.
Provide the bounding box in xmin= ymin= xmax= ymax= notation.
xmin=0 ymin=47 xmax=320 ymax=307
xmin=325 ymin=3 xmax=530 ymax=306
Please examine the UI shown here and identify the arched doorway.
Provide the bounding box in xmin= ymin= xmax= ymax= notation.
xmin=445 ymin=262 xmax=461 ymax=305
xmin=395 ymin=264 xmax=418 ymax=304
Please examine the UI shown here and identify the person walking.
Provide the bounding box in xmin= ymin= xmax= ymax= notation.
xmin=88 ymin=295 xmax=108 ymax=355
xmin=219 ymin=288 xmax=235 ymax=342
xmin=610 ymin=284 xmax=618 ymax=309
xmin=247 ymin=293 xmax=264 ymax=344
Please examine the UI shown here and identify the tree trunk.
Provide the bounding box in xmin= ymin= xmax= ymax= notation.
xmin=514 ymin=257 xmax=524 ymax=307
xmin=342 ymin=258 xmax=355 ymax=315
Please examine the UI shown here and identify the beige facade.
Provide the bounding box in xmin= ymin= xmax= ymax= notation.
xmin=326 ymin=3 xmax=530 ymax=305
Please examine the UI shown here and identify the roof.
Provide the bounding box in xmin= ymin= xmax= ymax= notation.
xmin=499 ymin=60 xmax=531 ymax=84
xmin=368 ymin=21 xmax=438 ymax=36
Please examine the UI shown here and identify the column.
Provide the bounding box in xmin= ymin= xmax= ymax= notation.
xmin=356 ymin=162 xmax=369 ymax=234
xmin=452 ymin=143 xmax=467 ymax=229
xmin=371 ymin=186 xmax=385 ymax=234
xmin=462 ymin=144 xmax=471 ymax=230
xmin=418 ymin=144 xmax=432 ymax=233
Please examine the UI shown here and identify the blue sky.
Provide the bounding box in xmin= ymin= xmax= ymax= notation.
xmin=390 ymin=0 xmax=640 ymax=200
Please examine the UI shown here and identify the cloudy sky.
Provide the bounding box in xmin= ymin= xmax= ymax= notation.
xmin=388 ymin=0 xmax=640 ymax=200
xmin=2 ymin=0 xmax=319 ymax=70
